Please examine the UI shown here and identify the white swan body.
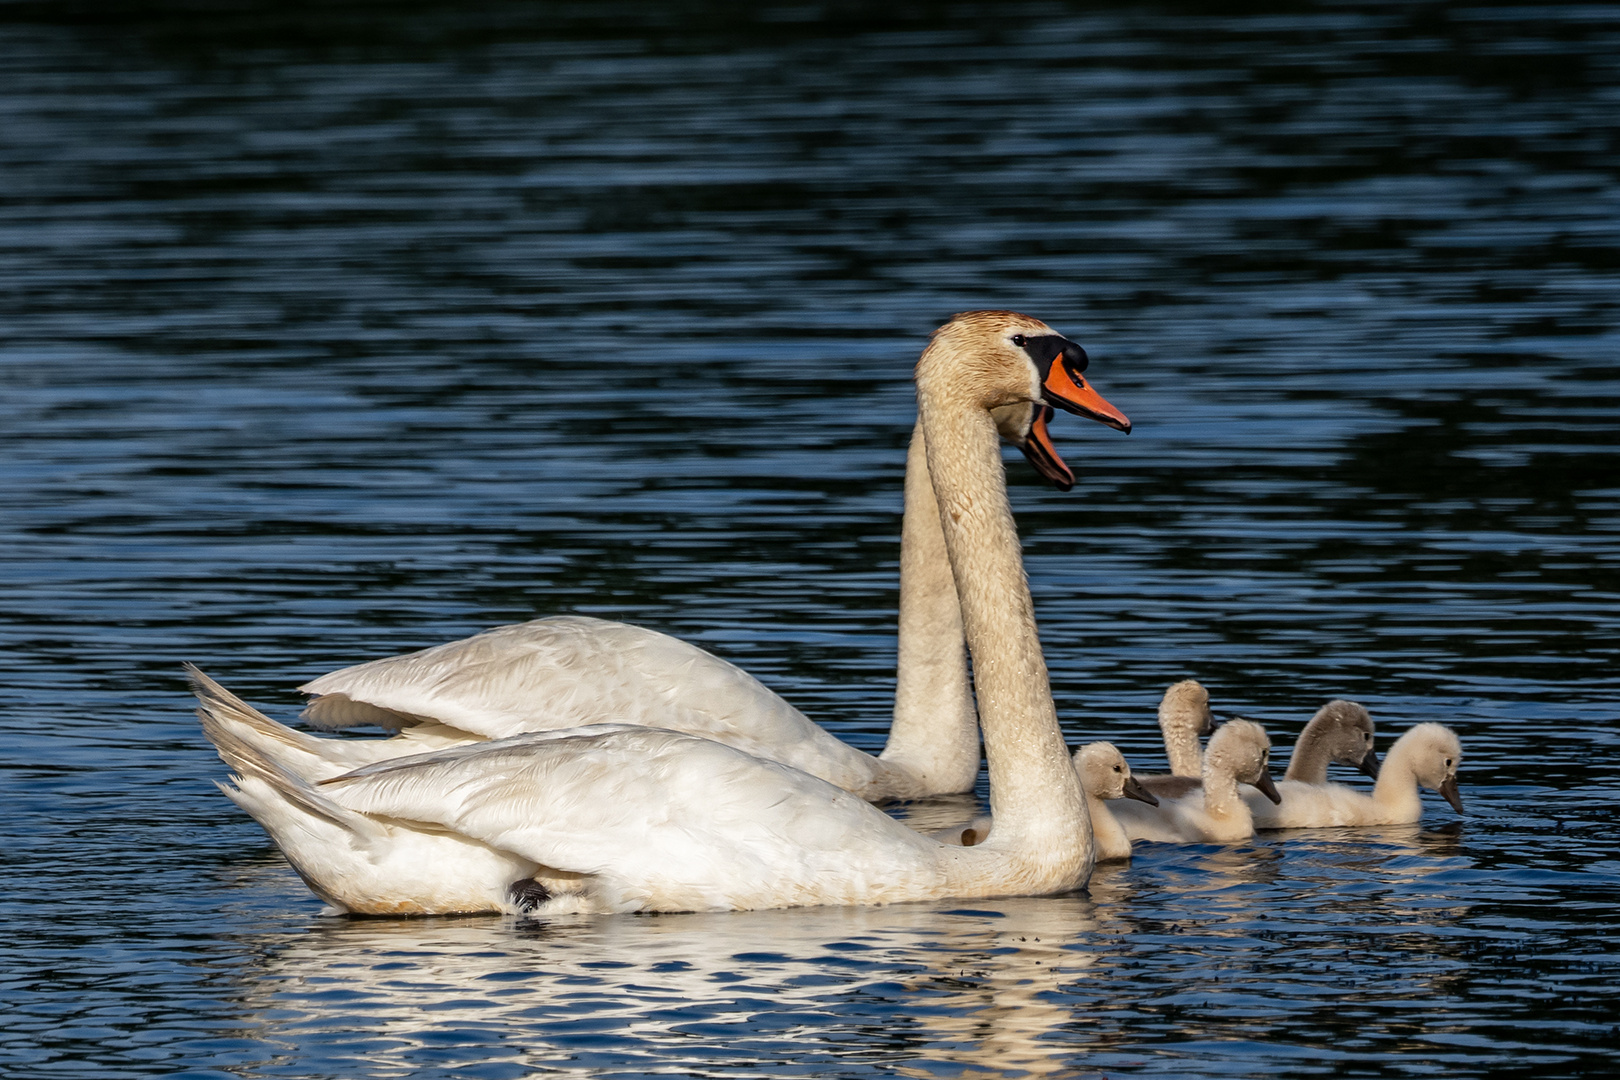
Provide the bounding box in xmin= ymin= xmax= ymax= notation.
xmin=1110 ymin=720 xmax=1281 ymax=844
xmin=200 ymin=676 xmax=946 ymax=913
xmin=938 ymin=742 xmax=1157 ymax=862
xmin=291 ymin=400 xmax=1087 ymax=803
xmin=196 ymin=309 xmax=1129 ymax=914
xmin=1246 ymin=722 xmax=1462 ymax=829
xmin=198 ymin=678 xmax=540 ymax=915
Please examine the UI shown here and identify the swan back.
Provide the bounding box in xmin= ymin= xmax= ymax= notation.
xmin=1284 ymin=699 xmax=1379 ymax=783
xmin=190 ymin=666 xmax=539 ymax=914
xmin=299 ymin=616 xmax=899 ymax=799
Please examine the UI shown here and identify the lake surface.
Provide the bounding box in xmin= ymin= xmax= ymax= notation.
xmin=2 ymin=2 xmax=1618 ymax=1076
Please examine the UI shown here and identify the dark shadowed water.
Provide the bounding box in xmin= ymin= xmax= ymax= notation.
xmin=2 ymin=2 xmax=1618 ymax=1077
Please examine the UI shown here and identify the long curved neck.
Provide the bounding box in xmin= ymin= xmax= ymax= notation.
xmin=1086 ymin=790 xmax=1132 ymax=862
xmin=1283 ymin=719 xmax=1331 ymax=783
xmin=880 ymin=420 xmax=981 ymax=792
xmin=1370 ymin=732 xmax=1423 ymax=818
xmin=1199 ymin=756 xmax=1246 ymax=822
xmin=1163 ymin=716 xmax=1203 ymax=777
xmin=917 ymin=370 xmax=1090 ymax=884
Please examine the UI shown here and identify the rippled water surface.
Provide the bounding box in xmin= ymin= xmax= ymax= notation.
xmin=3 ymin=2 xmax=1618 ymax=1077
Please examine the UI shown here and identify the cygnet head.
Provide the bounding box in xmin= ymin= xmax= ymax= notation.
xmin=919 ymin=311 xmax=1132 ymax=433
xmin=1073 ymin=742 xmax=1159 ymax=806
xmin=1311 ymin=699 xmax=1380 ymax=778
xmin=1205 ymin=718 xmax=1281 ymax=804
xmin=1160 ymin=679 xmax=1216 ymax=739
xmin=991 ymin=401 xmax=1075 ymax=491
xmin=1402 ymin=722 xmax=1464 ymax=813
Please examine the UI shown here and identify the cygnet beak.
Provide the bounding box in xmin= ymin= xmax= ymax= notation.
xmin=1013 ymin=405 xmax=1075 ymax=491
xmin=1438 ymin=774 xmax=1464 ymax=814
xmin=1122 ymin=775 xmax=1159 ymax=806
xmin=1252 ymin=771 xmax=1283 ymax=805
xmin=1357 ymin=746 xmax=1381 ymax=780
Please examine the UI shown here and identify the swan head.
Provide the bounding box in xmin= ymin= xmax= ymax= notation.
xmin=919 ymin=310 xmax=1131 ymax=433
xmin=1073 ymin=742 xmax=1159 ymax=806
xmin=1311 ymin=699 xmax=1380 ymax=778
xmin=1205 ymin=718 xmax=1282 ymax=804
xmin=1160 ymin=679 xmax=1216 ymax=739
xmin=1403 ymin=722 xmax=1464 ymax=814
xmin=991 ymin=401 xmax=1074 ymax=490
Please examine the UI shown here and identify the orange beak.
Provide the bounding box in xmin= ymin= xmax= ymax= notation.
xmin=1043 ymin=356 xmax=1131 ymax=434
xmin=1015 ymin=405 xmax=1075 ymax=491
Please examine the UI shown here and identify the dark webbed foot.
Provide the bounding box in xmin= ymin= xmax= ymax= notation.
xmin=507 ymin=879 xmax=552 ymax=912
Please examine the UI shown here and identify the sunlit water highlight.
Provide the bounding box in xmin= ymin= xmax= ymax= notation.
xmin=2 ymin=2 xmax=1617 ymax=1077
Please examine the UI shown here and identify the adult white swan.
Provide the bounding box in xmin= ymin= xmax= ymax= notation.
xmin=195 ymin=309 xmax=1129 ymax=914
xmin=281 ymin=351 xmax=1127 ymax=802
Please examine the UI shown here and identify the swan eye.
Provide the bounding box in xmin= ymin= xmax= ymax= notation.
xmin=1445 ymin=758 xmax=1453 ymax=768
xmin=1011 ymin=334 xmax=1028 ymax=348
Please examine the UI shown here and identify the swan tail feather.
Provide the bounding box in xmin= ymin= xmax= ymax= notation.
xmin=188 ymin=664 xmax=372 ymax=833
xmin=186 ymin=662 xmax=326 ymax=751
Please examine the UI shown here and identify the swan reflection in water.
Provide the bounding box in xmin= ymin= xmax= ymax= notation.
xmin=218 ymin=821 xmax=1474 ymax=1077
xmin=226 ymin=887 xmax=1115 ymax=1077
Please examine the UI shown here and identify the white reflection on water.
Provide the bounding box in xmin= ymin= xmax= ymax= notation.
xmin=215 ymin=824 xmax=1478 ymax=1078
xmin=232 ymin=891 xmax=1109 ymax=1077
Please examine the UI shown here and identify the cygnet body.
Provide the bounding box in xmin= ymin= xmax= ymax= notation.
xmin=1111 ymin=719 xmax=1281 ymax=844
xmin=1246 ymin=722 xmax=1462 ymax=828
xmin=1073 ymin=742 xmax=1159 ymax=861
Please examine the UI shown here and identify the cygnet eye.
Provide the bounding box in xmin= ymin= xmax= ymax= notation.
xmin=1445 ymin=758 xmax=1453 ymax=768
xmin=1113 ymin=764 xmax=1122 ymax=773
xmin=1011 ymin=334 xmax=1027 ymax=347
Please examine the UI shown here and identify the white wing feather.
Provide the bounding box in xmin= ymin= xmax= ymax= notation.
xmin=321 ymin=725 xmax=949 ymax=912
xmin=299 ymin=616 xmax=894 ymax=796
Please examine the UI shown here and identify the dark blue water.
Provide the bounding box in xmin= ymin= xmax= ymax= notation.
xmin=2 ymin=2 xmax=1618 ymax=1076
